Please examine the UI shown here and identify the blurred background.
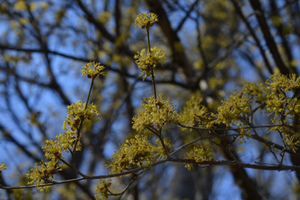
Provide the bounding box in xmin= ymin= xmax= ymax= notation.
xmin=0 ymin=0 xmax=300 ymax=199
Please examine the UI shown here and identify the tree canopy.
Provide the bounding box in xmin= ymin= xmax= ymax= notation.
xmin=1 ymin=0 xmax=300 ymax=199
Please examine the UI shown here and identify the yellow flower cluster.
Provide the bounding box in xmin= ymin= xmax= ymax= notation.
xmin=0 ymin=162 xmax=6 ymax=175
xmin=154 ymin=138 xmax=173 ymax=159
xmin=106 ymin=135 xmax=171 ymax=174
xmin=264 ymin=74 xmax=300 ymax=151
xmin=81 ymin=61 xmax=105 ymax=79
xmin=204 ymin=74 xmax=300 ymax=146
xmin=212 ymin=91 xmax=252 ymax=127
xmin=43 ymin=138 xmax=64 ymax=160
xmin=106 ymin=135 xmax=157 ymax=174
xmin=27 ymin=61 xmax=102 ymax=191
xmin=265 ymin=74 xmax=300 ymax=116
xmin=63 ymin=100 xmax=100 ymax=132
xmin=132 ymin=94 xmax=177 ymax=133
xmin=241 ymin=82 xmax=266 ymax=103
xmin=178 ymin=96 xmax=210 ymax=130
xmin=42 ymin=100 xmax=100 ymax=159
xmin=95 ymin=179 xmax=112 ymax=200
xmin=283 ymin=135 xmax=300 ymax=152
xmin=26 ymin=160 xmax=62 ymax=191
xmin=134 ymin=12 xmax=158 ymax=29
xmin=134 ymin=46 xmax=166 ymax=80
xmin=266 ymin=73 xmax=300 ymax=92
xmin=184 ymin=145 xmax=212 ymax=171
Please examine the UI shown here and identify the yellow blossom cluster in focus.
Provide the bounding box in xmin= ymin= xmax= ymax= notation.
xmin=134 ymin=12 xmax=158 ymax=29
xmin=26 ymin=64 xmax=102 ymax=191
xmin=26 ymin=160 xmax=62 ymax=191
xmin=178 ymin=96 xmax=210 ymax=131
xmin=134 ymin=46 xmax=166 ymax=79
xmin=132 ymin=94 xmax=177 ymax=133
xmin=106 ymin=135 xmax=172 ymax=174
xmin=81 ymin=61 xmax=105 ymax=79
xmin=106 ymin=135 xmax=158 ymax=174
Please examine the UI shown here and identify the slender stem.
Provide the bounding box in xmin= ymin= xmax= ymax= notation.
xmin=146 ymin=26 xmax=157 ymax=99
xmin=116 ymin=174 xmax=139 ymax=200
xmin=146 ymin=27 xmax=151 ymax=53
xmin=72 ymin=77 xmax=95 ymax=165
xmin=85 ymin=77 xmax=95 ymax=109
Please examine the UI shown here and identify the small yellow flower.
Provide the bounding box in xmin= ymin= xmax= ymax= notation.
xmin=178 ymin=96 xmax=210 ymax=131
xmin=81 ymin=62 xmax=105 ymax=79
xmin=134 ymin=12 xmax=158 ymax=29
xmin=0 ymin=162 xmax=6 ymax=175
xmin=106 ymin=135 xmax=170 ymax=174
xmin=132 ymin=94 xmax=177 ymax=133
xmin=63 ymin=100 xmax=100 ymax=132
xmin=184 ymin=145 xmax=212 ymax=170
xmin=95 ymin=179 xmax=112 ymax=200
xmin=134 ymin=47 xmax=166 ymax=79
xmin=26 ymin=160 xmax=62 ymax=191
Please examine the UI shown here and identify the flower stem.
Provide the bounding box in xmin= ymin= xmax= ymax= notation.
xmin=146 ymin=26 xmax=157 ymax=100
xmin=85 ymin=77 xmax=95 ymax=109
xmin=72 ymin=77 xmax=95 ymax=165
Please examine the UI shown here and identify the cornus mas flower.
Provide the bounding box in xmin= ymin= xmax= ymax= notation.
xmin=0 ymin=162 xmax=6 ymax=175
xmin=63 ymin=100 xmax=100 ymax=131
xmin=134 ymin=12 xmax=158 ymax=29
xmin=95 ymin=179 xmax=112 ymax=200
xmin=178 ymin=96 xmax=210 ymax=131
xmin=134 ymin=46 xmax=166 ymax=79
xmin=132 ymin=94 xmax=177 ymax=133
xmin=81 ymin=61 xmax=105 ymax=79
xmin=58 ymin=100 xmax=100 ymax=151
xmin=184 ymin=145 xmax=212 ymax=171
xmin=106 ymin=135 xmax=172 ymax=174
xmin=26 ymin=160 xmax=62 ymax=191
xmin=106 ymin=135 xmax=157 ymax=174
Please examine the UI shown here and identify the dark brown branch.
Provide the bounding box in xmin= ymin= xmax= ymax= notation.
xmin=269 ymin=0 xmax=298 ymax=75
xmin=230 ymin=0 xmax=273 ymax=74
xmin=145 ymin=0 xmax=194 ymax=79
xmin=175 ymin=0 xmax=199 ymax=33
xmin=2 ymin=158 xmax=300 ymax=190
xmin=249 ymin=0 xmax=290 ymax=75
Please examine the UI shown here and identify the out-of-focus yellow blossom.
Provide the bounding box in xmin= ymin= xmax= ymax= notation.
xmin=95 ymin=179 xmax=111 ymax=200
xmin=134 ymin=46 xmax=166 ymax=80
xmin=154 ymin=138 xmax=173 ymax=159
xmin=106 ymin=135 xmax=157 ymax=174
xmin=0 ymin=162 xmax=6 ymax=175
xmin=81 ymin=61 xmax=105 ymax=79
xmin=265 ymin=73 xmax=300 ymax=116
xmin=184 ymin=145 xmax=212 ymax=170
xmin=264 ymin=74 xmax=300 ymax=151
xmin=178 ymin=96 xmax=210 ymax=131
xmin=212 ymin=91 xmax=252 ymax=127
xmin=26 ymin=160 xmax=62 ymax=191
xmin=134 ymin=12 xmax=158 ymax=29
xmin=132 ymin=94 xmax=177 ymax=133
xmin=43 ymin=100 xmax=100 ymax=159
